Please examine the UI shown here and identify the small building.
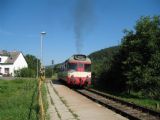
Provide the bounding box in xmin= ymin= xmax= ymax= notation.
xmin=0 ymin=50 xmax=28 ymax=76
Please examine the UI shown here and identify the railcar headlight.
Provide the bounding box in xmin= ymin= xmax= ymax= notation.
xmin=71 ymin=75 xmax=75 ymax=80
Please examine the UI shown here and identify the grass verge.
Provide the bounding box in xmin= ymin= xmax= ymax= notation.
xmin=92 ymin=86 xmax=160 ymax=112
xmin=41 ymin=81 xmax=49 ymax=120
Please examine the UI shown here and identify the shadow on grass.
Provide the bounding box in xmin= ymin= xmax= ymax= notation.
xmin=28 ymin=81 xmax=38 ymax=120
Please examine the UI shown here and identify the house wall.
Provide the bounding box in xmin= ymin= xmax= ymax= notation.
xmin=14 ymin=53 xmax=28 ymax=70
xmin=0 ymin=64 xmax=14 ymax=75
xmin=0 ymin=56 xmax=8 ymax=63
xmin=13 ymin=53 xmax=28 ymax=76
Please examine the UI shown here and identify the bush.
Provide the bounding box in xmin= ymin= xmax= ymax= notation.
xmin=15 ymin=68 xmax=36 ymax=78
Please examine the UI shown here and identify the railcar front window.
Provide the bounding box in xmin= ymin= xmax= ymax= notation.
xmin=78 ymin=63 xmax=83 ymax=68
xmin=85 ymin=64 xmax=91 ymax=72
xmin=68 ymin=63 xmax=77 ymax=71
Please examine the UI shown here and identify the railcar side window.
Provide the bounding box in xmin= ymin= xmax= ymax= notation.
xmin=84 ymin=64 xmax=91 ymax=72
xmin=68 ymin=63 xmax=77 ymax=70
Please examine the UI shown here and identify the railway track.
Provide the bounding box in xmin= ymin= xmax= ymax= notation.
xmin=75 ymin=88 xmax=160 ymax=120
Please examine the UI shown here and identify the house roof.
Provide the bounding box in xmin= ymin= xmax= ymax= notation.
xmin=0 ymin=50 xmax=10 ymax=56
xmin=0 ymin=50 xmax=21 ymax=64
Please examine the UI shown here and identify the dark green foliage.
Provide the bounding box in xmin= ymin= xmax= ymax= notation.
xmin=89 ymin=46 xmax=125 ymax=91
xmin=119 ymin=16 xmax=160 ymax=98
xmin=15 ymin=68 xmax=35 ymax=77
xmin=89 ymin=46 xmax=119 ymax=62
xmin=45 ymin=67 xmax=53 ymax=78
xmin=89 ymin=46 xmax=119 ymax=78
xmin=53 ymin=63 xmax=61 ymax=73
xmin=45 ymin=63 xmax=61 ymax=78
xmin=90 ymin=16 xmax=160 ymax=99
xmin=141 ymin=52 xmax=160 ymax=99
xmin=25 ymin=54 xmax=40 ymax=72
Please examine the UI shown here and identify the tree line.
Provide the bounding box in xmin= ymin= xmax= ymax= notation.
xmin=89 ymin=16 xmax=160 ymax=99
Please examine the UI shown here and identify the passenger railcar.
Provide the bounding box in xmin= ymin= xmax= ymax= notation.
xmin=58 ymin=54 xmax=91 ymax=87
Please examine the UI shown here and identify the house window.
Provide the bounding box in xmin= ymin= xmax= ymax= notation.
xmin=5 ymin=68 xmax=9 ymax=74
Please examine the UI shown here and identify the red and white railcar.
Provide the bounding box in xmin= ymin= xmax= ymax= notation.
xmin=58 ymin=54 xmax=91 ymax=87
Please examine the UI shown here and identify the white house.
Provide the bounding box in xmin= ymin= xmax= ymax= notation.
xmin=0 ymin=50 xmax=28 ymax=76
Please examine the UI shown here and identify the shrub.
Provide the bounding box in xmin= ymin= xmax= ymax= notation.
xmin=15 ymin=68 xmax=35 ymax=78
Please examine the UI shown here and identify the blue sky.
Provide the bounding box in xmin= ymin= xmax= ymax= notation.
xmin=0 ymin=0 xmax=160 ymax=65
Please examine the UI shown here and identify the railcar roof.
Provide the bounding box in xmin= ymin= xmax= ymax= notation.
xmin=68 ymin=55 xmax=91 ymax=63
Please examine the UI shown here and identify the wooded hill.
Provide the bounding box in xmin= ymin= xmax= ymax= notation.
xmin=89 ymin=46 xmax=119 ymax=79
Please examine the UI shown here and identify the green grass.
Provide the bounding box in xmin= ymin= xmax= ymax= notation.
xmin=0 ymin=79 xmax=38 ymax=120
xmin=51 ymin=73 xmax=58 ymax=80
xmin=116 ymin=92 xmax=160 ymax=112
xmin=92 ymin=86 xmax=160 ymax=112
xmin=41 ymin=81 xmax=49 ymax=120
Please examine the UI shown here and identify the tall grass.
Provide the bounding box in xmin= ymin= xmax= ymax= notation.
xmin=0 ymin=79 xmax=38 ymax=120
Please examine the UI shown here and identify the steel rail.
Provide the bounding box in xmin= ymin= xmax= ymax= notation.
xmin=87 ymin=88 xmax=160 ymax=117
xmin=75 ymin=88 xmax=160 ymax=120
